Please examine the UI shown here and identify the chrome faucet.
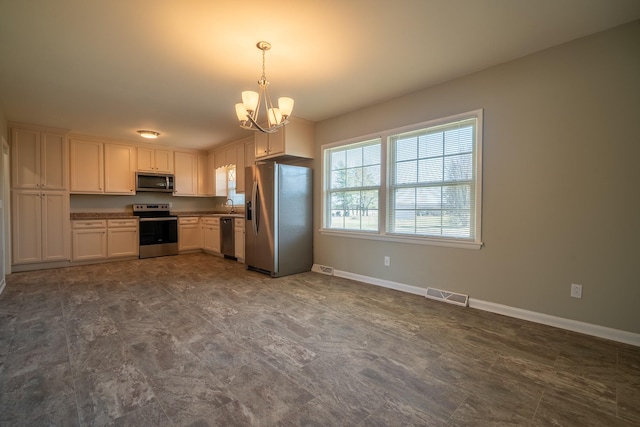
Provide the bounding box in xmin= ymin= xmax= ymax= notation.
xmin=226 ymin=198 xmax=235 ymax=213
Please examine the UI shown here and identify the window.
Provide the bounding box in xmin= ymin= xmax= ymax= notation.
xmin=322 ymin=110 xmax=482 ymax=249
xmin=216 ymin=165 xmax=245 ymax=206
xmin=325 ymin=139 xmax=381 ymax=231
xmin=226 ymin=166 xmax=244 ymax=206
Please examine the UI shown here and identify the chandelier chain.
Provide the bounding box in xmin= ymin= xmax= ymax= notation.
xmin=261 ymin=48 xmax=267 ymax=83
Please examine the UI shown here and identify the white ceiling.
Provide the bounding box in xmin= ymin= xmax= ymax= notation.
xmin=1 ymin=0 xmax=639 ymax=150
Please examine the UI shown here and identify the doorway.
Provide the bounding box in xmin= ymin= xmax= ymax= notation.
xmin=0 ymin=137 xmax=9 ymax=293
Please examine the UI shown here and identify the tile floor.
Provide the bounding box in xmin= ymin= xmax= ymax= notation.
xmin=0 ymin=253 xmax=638 ymax=426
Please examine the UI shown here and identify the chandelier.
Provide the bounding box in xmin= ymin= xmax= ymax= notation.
xmin=235 ymin=41 xmax=294 ymax=133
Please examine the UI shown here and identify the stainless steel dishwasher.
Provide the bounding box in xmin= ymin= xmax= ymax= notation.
xmin=220 ymin=217 xmax=235 ymax=259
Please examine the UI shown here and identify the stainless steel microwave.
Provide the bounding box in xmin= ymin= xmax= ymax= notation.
xmin=135 ymin=172 xmax=175 ymax=193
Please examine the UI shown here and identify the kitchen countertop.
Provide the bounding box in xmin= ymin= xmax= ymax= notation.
xmin=173 ymin=211 xmax=245 ymax=218
xmin=70 ymin=212 xmax=245 ymax=220
xmin=70 ymin=213 xmax=137 ymax=220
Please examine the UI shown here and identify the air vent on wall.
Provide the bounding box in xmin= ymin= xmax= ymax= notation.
xmin=311 ymin=264 xmax=334 ymax=276
xmin=426 ymin=287 xmax=469 ymax=307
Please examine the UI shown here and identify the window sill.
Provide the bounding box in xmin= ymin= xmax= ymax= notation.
xmin=319 ymin=229 xmax=483 ymax=250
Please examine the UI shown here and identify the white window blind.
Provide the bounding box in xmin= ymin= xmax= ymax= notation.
xmin=388 ymin=118 xmax=477 ymax=240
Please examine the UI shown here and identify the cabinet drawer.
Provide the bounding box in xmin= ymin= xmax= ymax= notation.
xmin=234 ymin=218 xmax=245 ymax=229
xmin=200 ymin=217 xmax=220 ymax=226
xmin=179 ymin=217 xmax=199 ymax=225
xmin=107 ymin=219 xmax=138 ymax=228
xmin=72 ymin=220 xmax=107 ymax=229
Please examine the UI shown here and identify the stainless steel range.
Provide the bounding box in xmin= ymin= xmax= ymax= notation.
xmin=132 ymin=204 xmax=178 ymax=258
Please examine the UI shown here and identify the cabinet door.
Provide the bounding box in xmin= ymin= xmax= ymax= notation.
xmin=178 ymin=224 xmax=201 ymax=251
xmin=72 ymin=229 xmax=107 ymax=261
xmin=267 ymin=129 xmax=285 ymax=156
xmin=154 ymin=149 xmax=174 ymax=173
xmin=234 ymin=229 xmax=244 ymax=260
xmin=201 ymin=225 xmax=216 ymax=252
xmin=41 ymin=191 xmax=69 ymax=261
xmin=104 ymin=143 xmax=135 ymax=194
xmin=11 ymin=190 xmax=42 ymax=264
xmin=174 ymin=151 xmax=197 ymax=196
xmin=11 ymin=128 xmax=40 ymax=189
xmin=236 ymin=144 xmax=246 ymax=194
xmin=245 ymin=141 xmax=255 ymax=167
xmin=40 ymin=132 xmax=68 ymax=190
xmin=254 ymin=132 xmax=269 ymax=159
xmin=107 ymin=228 xmax=139 ymax=258
xmin=70 ymin=139 xmax=104 ymax=193
xmin=208 ymin=151 xmax=216 ymax=196
xmin=136 ymin=147 xmax=155 ymax=172
xmin=197 ymin=153 xmax=209 ymax=196
xmin=212 ymin=225 xmax=220 ymax=253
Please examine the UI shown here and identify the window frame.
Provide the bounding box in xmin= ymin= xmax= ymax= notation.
xmin=320 ymin=109 xmax=483 ymax=250
xmin=322 ymin=137 xmax=383 ymax=233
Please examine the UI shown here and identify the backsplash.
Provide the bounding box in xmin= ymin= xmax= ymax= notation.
xmin=70 ymin=193 xmax=230 ymax=213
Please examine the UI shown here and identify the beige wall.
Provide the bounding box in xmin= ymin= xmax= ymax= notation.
xmin=313 ymin=21 xmax=640 ymax=334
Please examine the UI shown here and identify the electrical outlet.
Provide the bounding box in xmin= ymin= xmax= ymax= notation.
xmin=570 ymin=283 xmax=582 ymax=299
xmin=384 ymin=256 xmax=390 ymax=267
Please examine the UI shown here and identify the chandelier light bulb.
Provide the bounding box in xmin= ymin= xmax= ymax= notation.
xmin=242 ymin=91 xmax=259 ymax=113
xmin=268 ymin=107 xmax=282 ymax=127
xmin=278 ymin=97 xmax=294 ymax=118
xmin=235 ymin=104 xmax=249 ymax=122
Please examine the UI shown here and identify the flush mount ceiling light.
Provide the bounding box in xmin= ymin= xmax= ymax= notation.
xmin=137 ymin=130 xmax=160 ymax=139
xmin=235 ymin=41 xmax=294 ymax=134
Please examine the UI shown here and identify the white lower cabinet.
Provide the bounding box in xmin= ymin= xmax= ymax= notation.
xmin=107 ymin=219 xmax=139 ymax=258
xmin=201 ymin=217 xmax=220 ymax=253
xmin=72 ymin=220 xmax=107 ymax=261
xmin=11 ymin=190 xmax=70 ymax=265
xmin=72 ymin=218 xmax=139 ymax=261
xmin=178 ymin=217 xmax=201 ymax=251
xmin=234 ymin=218 xmax=244 ymax=262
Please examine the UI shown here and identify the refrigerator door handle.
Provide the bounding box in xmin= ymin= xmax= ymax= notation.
xmin=252 ymin=180 xmax=259 ymax=235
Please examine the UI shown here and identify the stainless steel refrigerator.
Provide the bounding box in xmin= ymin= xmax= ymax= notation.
xmin=245 ymin=162 xmax=312 ymax=277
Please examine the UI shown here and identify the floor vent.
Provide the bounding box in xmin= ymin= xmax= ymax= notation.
xmin=312 ymin=264 xmax=334 ymax=275
xmin=425 ymin=287 xmax=469 ymax=307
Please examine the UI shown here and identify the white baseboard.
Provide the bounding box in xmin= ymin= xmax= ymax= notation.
xmin=469 ymin=299 xmax=640 ymax=347
xmin=327 ymin=268 xmax=640 ymax=347
xmin=333 ymin=269 xmax=428 ymax=297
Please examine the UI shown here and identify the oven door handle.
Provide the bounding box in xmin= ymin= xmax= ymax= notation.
xmin=138 ymin=217 xmax=178 ymax=222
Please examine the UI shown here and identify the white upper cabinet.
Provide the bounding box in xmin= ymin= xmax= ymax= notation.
xmin=104 ymin=143 xmax=136 ymax=194
xmin=197 ymin=153 xmax=210 ymax=196
xmin=70 ymin=138 xmax=104 ymax=193
xmin=11 ymin=126 xmax=68 ymax=190
xmin=173 ymin=150 xmax=198 ymax=196
xmin=254 ymin=117 xmax=314 ymax=160
xmin=137 ymin=147 xmax=174 ymax=173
